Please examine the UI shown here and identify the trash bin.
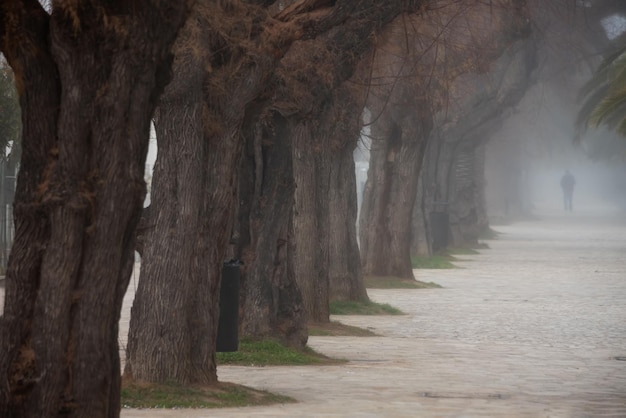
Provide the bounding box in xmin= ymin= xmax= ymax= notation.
xmin=430 ymin=211 xmax=449 ymax=253
xmin=216 ymin=260 xmax=241 ymax=352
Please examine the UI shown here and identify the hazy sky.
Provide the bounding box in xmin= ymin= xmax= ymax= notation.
xmin=602 ymin=14 xmax=626 ymax=39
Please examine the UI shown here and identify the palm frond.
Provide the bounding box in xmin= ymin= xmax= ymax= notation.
xmin=577 ymin=37 xmax=626 ymax=139
xmin=588 ymin=85 xmax=626 ymax=127
xmin=578 ymin=63 xmax=611 ymax=101
xmin=617 ymin=117 xmax=626 ymax=137
xmin=576 ymin=84 xmax=609 ymax=129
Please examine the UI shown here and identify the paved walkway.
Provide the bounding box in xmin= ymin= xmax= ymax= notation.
xmin=121 ymin=207 xmax=626 ymax=417
xmin=3 ymin=208 xmax=626 ymax=417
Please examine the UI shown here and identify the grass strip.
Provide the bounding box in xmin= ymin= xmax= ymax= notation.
xmin=121 ymin=380 xmax=294 ymax=409
xmin=216 ymin=338 xmax=338 ymax=366
xmin=447 ymin=247 xmax=480 ymax=255
xmin=411 ymin=255 xmax=457 ymax=269
xmin=329 ymin=300 xmax=404 ymax=315
xmin=478 ymin=227 xmax=499 ymax=240
xmin=364 ymin=276 xmax=441 ymax=289
xmin=309 ymin=321 xmax=378 ymax=337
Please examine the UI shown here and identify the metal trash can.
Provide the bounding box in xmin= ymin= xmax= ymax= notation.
xmin=430 ymin=211 xmax=449 ymax=253
xmin=216 ymin=260 xmax=241 ymax=352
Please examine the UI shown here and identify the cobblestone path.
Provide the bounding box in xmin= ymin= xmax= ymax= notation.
xmin=122 ymin=209 xmax=626 ymax=417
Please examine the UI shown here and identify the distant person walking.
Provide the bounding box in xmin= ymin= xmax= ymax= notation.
xmin=560 ymin=170 xmax=576 ymax=211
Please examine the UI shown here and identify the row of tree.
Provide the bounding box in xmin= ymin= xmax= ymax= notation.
xmin=0 ymin=0 xmax=623 ymax=416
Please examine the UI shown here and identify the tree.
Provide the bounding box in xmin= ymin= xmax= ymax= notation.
xmin=238 ymin=0 xmax=430 ymax=334
xmin=325 ymin=81 xmax=369 ymax=303
xmin=418 ymin=40 xmax=537 ymax=251
xmin=578 ymin=36 xmax=626 ymax=137
xmin=125 ymin=0 xmax=268 ymax=384
xmin=127 ymin=0 xmax=427 ymax=381
xmin=359 ymin=0 xmax=531 ymax=279
xmin=0 ymin=1 xmax=187 ymax=416
xmin=289 ymin=64 xmax=371 ymax=322
xmin=237 ymin=110 xmax=306 ymax=345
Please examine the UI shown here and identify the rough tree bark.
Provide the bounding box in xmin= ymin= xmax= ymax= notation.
xmin=124 ymin=1 xmax=275 ymax=383
xmin=447 ymin=144 xmax=489 ymax=247
xmin=328 ymin=139 xmax=369 ymax=302
xmin=359 ymin=110 xmax=431 ymax=279
xmin=125 ymin=98 xmax=223 ymax=384
xmin=0 ymin=3 xmax=59 ymax=414
xmin=293 ymin=82 xmax=370 ymax=319
xmin=0 ymin=1 xmax=187 ymax=416
xmin=327 ymin=85 xmax=369 ymax=302
xmin=238 ymin=112 xmax=307 ymax=347
xmin=293 ymin=121 xmax=331 ymax=322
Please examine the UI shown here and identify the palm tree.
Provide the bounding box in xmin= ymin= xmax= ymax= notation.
xmin=578 ymin=35 xmax=626 ymax=137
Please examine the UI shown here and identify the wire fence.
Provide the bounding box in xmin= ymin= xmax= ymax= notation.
xmin=0 ymin=157 xmax=17 ymax=274
xmin=0 ymin=204 xmax=13 ymax=274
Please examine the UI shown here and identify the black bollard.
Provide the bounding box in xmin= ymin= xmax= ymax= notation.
xmin=216 ymin=260 xmax=241 ymax=352
xmin=430 ymin=211 xmax=449 ymax=253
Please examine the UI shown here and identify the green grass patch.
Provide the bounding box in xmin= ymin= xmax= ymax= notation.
xmin=216 ymin=338 xmax=337 ymax=366
xmin=478 ymin=227 xmax=499 ymax=240
xmin=329 ymin=300 xmax=404 ymax=315
xmin=308 ymin=321 xmax=378 ymax=337
xmin=364 ymin=276 xmax=441 ymax=289
xmin=411 ymin=255 xmax=457 ymax=269
xmin=121 ymin=380 xmax=294 ymax=409
xmin=447 ymin=247 xmax=480 ymax=255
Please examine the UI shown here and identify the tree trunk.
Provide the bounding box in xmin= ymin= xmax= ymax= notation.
xmin=359 ymin=113 xmax=430 ymax=279
xmin=126 ymin=94 xmax=248 ymax=383
xmin=448 ymin=146 xmax=484 ymax=247
xmin=419 ymin=134 xmax=456 ymax=254
xmin=411 ymin=173 xmax=431 ymax=257
xmin=328 ymin=139 xmax=368 ymax=302
xmin=292 ymin=75 xmax=371 ymax=317
xmin=322 ymin=84 xmax=369 ymax=303
xmin=292 ymin=122 xmax=331 ymax=323
xmin=319 ymin=83 xmax=370 ymax=303
xmin=0 ymin=3 xmax=59 ymax=415
xmin=0 ymin=2 xmax=186 ymax=416
xmin=125 ymin=1 xmax=280 ymax=383
xmin=124 ymin=101 xmax=222 ymax=384
xmin=238 ymin=113 xmax=307 ymax=348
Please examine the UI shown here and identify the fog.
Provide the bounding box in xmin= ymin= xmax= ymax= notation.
xmin=484 ymin=76 xmax=626 ymax=218
xmin=485 ymin=115 xmax=626 ymax=219
xmin=527 ymin=162 xmax=625 ymax=213
xmin=484 ymin=9 xmax=626 ymax=221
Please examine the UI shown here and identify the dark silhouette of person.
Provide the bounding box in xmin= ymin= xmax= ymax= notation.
xmin=560 ymin=170 xmax=576 ymax=211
